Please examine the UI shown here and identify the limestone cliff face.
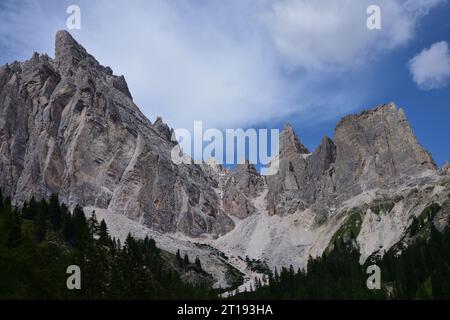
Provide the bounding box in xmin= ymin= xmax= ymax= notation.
xmin=266 ymin=124 xmax=310 ymax=215
xmin=0 ymin=31 xmax=234 ymax=237
xmin=266 ymin=103 xmax=437 ymax=216
xmin=222 ymin=161 xmax=265 ymax=219
xmin=0 ymin=31 xmax=440 ymax=242
xmin=333 ymin=103 xmax=436 ymax=198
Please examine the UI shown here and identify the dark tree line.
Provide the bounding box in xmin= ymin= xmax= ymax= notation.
xmin=233 ymin=240 xmax=386 ymax=300
xmin=2 ymin=188 xmax=449 ymax=299
xmin=380 ymin=217 xmax=450 ymax=299
xmin=176 ymin=249 xmax=202 ymax=271
xmin=0 ymin=191 xmax=214 ymax=299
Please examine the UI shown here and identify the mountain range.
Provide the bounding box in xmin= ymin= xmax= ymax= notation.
xmin=1 ymin=31 xmax=449 ymax=291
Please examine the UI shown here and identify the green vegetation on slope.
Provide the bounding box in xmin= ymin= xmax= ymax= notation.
xmin=237 ymin=204 xmax=450 ymax=300
xmin=0 ymin=191 xmax=215 ymax=299
xmin=329 ymin=208 xmax=363 ymax=249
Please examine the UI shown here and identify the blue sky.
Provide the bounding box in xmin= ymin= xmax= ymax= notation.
xmin=0 ymin=0 xmax=449 ymax=166
xmin=290 ymin=1 xmax=450 ymax=167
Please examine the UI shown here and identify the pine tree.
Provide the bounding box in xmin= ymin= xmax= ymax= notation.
xmin=176 ymin=249 xmax=183 ymax=268
xmin=49 ymin=193 xmax=62 ymax=230
xmin=72 ymin=205 xmax=89 ymax=251
xmin=5 ymin=208 xmax=22 ymax=248
xmin=148 ymin=237 xmax=157 ymax=253
xmin=62 ymin=209 xmax=75 ymax=244
xmin=22 ymin=197 xmax=37 ymax=220
xmin=99 ymin=219 xmax=109 ymax=245
xmin=34 ymin=207 xmax=48 ymax=242
xmin=183 ymin=253 xmax=190 ymax=269
xmin=87 ymin=211 xmax=100 ymax=237
xmin=410 ymin=216 xmax=420 ymax=236
xmin=194 ymin=256 xmax=202 ymax=270
xmin=0 ymin=195 xmax=216 ymax=299
xmin=274 ymin=267 xmax=279 ymax=284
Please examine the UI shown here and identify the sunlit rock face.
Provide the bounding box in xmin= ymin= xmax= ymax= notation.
xmin=0 ymin=31 xmax=445 ymax=274
xmin=333 ymin=103 xmax=436 ymax=199
xmin=0 ymin=30 xmax=235 ymax=238
xmin=266 ymin=102 xmax=437 ymax=217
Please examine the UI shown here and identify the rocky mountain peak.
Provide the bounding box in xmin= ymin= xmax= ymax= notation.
xmin=309 ymin=135 xmax=336 ymax=174
xmin=333 ymin=102 xmax=437 ymax=198
xmin=235 ymin=160 xmax=265 ymax=195
xmin=55 ymin=30 xmax=90 ymax=74
xmin=222 ymin=161 xmax=265 ymax=219
xmin=1 ymin=32 xmax=446 ymax=274
xmin=0 ymin=30 xmax=236 ymax=239
xmin=441 ymin=160 xmax=450 ymax=175
xmin=153 ymin=116 xmax=173 ymax=141
xmin=55 ymin=30 xmax=133 ymax=101
xmin=266 ymin=102 xmax=438 ymax=216
xmin=280 ymin=123 xmax=309 ymax=156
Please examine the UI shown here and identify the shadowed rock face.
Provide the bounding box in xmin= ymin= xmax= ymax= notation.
xmin=266 ymin=124 xmax=310 ymax=215
xmin=222 ymin=160 xmax=265 ymax=219
xmin=333 ymin=104 xmax=436 ymax=199
xmin=0 ymin=30 xmax=234 ymax=238
xmin=266 ymin=103 xmax=437 ymax=216
xmin=0 ymin=31 xmax=439 ymax=240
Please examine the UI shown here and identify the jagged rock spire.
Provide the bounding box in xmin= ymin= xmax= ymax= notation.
xmin=55 ymin=30 xmax=90 ymax=74
xmin=54 ymin=30 xmax=132 ymax=99
xmin=153 ymin=116 xmax=172 ymax=141
xmin=441 ymin=160 xmax=450 ymax=175
xmin=308 ymin=135 xmax=336 ymax=174
xmin=0 ymin=30 xmax=235 ymax=238
xmin=280 ymin=123 xmax=309 ymax=156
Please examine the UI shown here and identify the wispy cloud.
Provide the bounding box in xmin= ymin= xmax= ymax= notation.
xmin=260 ymin=0 xmax=445 ymax=72
xmin=0 ymin=0 xmax=445 ymax=130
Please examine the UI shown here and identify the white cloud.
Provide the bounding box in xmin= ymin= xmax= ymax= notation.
xmin=260 ymin=0 xmax=445 ymax=72
xmin=0 ymin=0 xmax=444 ymax=130
xmin=408 ymin=41 xmax=450 ymax=90
xmin=84 ymin=2 xmax=282 ymax=128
